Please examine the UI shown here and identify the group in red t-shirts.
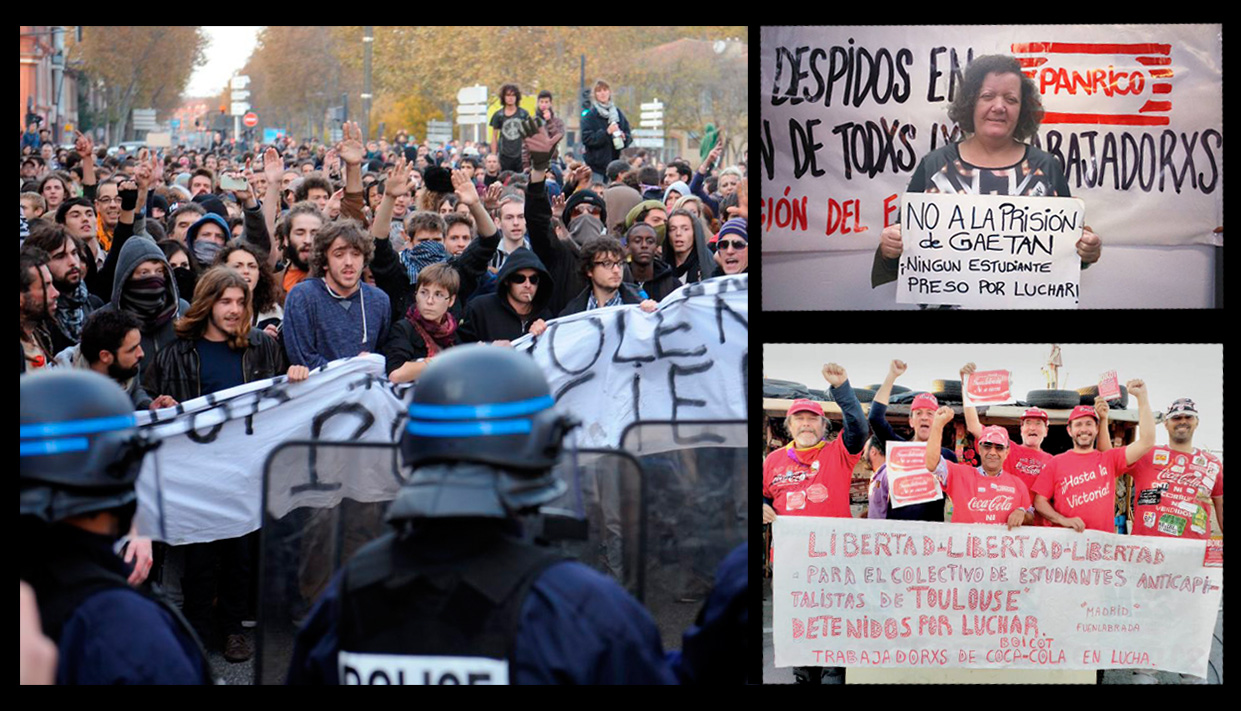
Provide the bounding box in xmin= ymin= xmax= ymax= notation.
xmin=1032 ymin=379 xmax=1155 ymax=532
xmin=924 ymin=404 xmax=1033 ymax=529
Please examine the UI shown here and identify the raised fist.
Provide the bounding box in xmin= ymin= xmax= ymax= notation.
xmin=821 ymin=363 xmax=848 ymax=388
xmin=889 ymin=360 xmax=908 ymax=379
xmin=933 ymin=405 xmax=955 ymax=427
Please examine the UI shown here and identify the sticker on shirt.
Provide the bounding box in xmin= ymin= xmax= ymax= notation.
xmin=1157 ymin=513 xmax=1187 ymax=537
xmin=1152 ymin=449 xmax=1169 ymax=466
xmin=805 ymin=483 xmax=829 ymax=503
xmin=1190 ymin=506 xmax=1209 ymax=535
xmin=1143 ymin=511 xmax=1157 ymax=529
xmin=1204 ymin=539 xmax=1223 ymax=568
xmin=339 ymin=651 xmax=509 ymax=684
xmin=786 ymin=489 xmax=807 ymax=511
xmin=1136 ymin=489 xmax=1162 ymax=506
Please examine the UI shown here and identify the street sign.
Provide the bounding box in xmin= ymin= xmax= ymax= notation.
xmin=243 ymin=112 xmax=259 ymax=128
xmin=230 ymin=102 xmax=250 ymax=117
xmin=631 ymin=129 xmax=664 ymax=138
xmin=426 ymin=119 xmax=453 ymax=145
xmin=132 ymin=109 xmax=158 ymax=129
xmin=457 ymin=85 xmax=487 ymax=105
xmin=231 ymin=75 xmax=250 ymax=89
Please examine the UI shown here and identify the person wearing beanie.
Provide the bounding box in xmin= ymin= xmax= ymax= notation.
xmin=711 ymin=217 xmax=748 ymax=276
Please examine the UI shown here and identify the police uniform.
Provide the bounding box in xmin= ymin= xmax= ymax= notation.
xmin=284 ymin=345 xmax=675 ymax=685
xmin=20 ymin=369 xmax=211 ymax=685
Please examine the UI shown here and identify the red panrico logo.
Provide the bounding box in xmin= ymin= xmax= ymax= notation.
xmin=1011 ymin=42 xmax=1174 ymax=126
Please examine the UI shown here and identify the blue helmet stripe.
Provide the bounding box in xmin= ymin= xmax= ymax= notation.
xmin=407 ymin=418 xmax=534 ymax=437
xmin=20 ymin=437 xmax=90 ymax=456
xmin=407 ymin=395 xmax=554 ymax=421
xmin=20 ymin=414 xmax=137 ymax=439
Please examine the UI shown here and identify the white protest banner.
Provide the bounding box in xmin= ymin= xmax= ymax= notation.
xmin=134 ymin=355 xmax=407 ymax=545
xmin=897 ymin=193 xmax=1084 ymax=308
xmin=965 ymin=369 xmax=1012 ymax=406
xmin=515 ymin=275 xmax=748 ymax=452
xmin=1099 ymin=370 xmax=1121 ymax=401
xmin=772 ymin=517 xmax=1223 ymax=677
xmin=760 ymin=25 xmax=1222 ymax=253
xmin=885 ymin=442 xmax=943 ymax=509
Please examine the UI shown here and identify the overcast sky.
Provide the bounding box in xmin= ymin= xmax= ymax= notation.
xmin=186 ymin=27 xmax=262 ymax=97
xmin=764 ymin=343 xmax=1223 ymax=455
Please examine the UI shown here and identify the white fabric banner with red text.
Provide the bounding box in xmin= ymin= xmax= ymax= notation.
xmin=760 ymin=25 xmax=1223 ymax=253
xmin=773 ymin=516 xmax=1222 ymax=676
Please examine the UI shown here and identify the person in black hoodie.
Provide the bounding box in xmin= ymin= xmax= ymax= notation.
xmin=458 ymin=248 xmax=552 ymax=346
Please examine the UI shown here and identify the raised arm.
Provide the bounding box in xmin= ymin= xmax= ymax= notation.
xmin=960 ymin=362 xmax=984 ymax=439
xmin=370 ymin=155 xmax=410 ymax=239
xmin=873 ymin=359 xmax=906 ymax=406
xmin=925 ymin=406 xmax=955 ymax=472
xmin=1094 ymin=396 xmax=1112 ymax=451
xmin=261 ymin=146 xmax=284 ymax=269
xmin=1123 ymin=379 xmax=1155 ymax=466
xmin=822 ymin=363 xmax=866 ymax=455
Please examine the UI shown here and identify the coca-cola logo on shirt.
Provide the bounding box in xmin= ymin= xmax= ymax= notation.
xmin=1015 ymin=457 xmax=1044 ymax=476
xmin=772 ymin=469 xmax=807 ymax=487
xmin=1155 ymin=466 xmax=1208 ymax=487
xmin=967 ymin=495 xmax=1015 ymax=512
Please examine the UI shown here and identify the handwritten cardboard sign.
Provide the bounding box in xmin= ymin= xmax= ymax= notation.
xmin=772 ymin=517 xmax=1223 ymax=677
xmin=885 ymin=442 xmax=944 ymax=509
xmin=897 ymin=193 xmax=1084 ymax=309
xmin=1098 ymin=370 xmax=1121 ymax=401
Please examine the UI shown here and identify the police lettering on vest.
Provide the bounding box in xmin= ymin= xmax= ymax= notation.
xmin=338 ymin=652 xmax=508 ymax=685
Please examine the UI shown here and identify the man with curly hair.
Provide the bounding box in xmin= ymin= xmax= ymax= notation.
xmin=283 ymin=219 xmax=391 ymax=368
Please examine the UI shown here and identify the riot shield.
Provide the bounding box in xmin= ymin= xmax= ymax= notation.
xmin=255 ymin=440 xmax=647 ymax=684
xmin=255 ymin=440 xmax=406 ymax=685
xmin=619 ymin=420 xmax=747 ymax=651
xmin=540 ymin=449 xmax=646 ymax=596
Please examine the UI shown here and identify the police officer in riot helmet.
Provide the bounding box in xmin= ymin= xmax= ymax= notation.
xmin=286 ymin=344 xmax=675 ymax=684
xmin=20 ymin=369 xmax=211 ymax=685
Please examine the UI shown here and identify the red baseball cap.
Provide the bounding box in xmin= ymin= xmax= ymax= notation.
xmin=1020 ymin=407 xmax=1049 ymax=423
xmin=910 ymin=393 xmax=939 ymax=411
xmin=1068 ymin=405 xmax=1099 ymax=423
xmin=978 ymin=425 xmax=1010 ymax=448
xmin=787 ymin=398 xmax=824 ymax=417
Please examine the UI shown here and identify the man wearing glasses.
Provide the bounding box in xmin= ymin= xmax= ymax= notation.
xmin=559 ymin=236 xmax=657 ymax=317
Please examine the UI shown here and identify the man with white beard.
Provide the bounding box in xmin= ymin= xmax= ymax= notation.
xmin=762 ymin=363 xmax=866 ymax=683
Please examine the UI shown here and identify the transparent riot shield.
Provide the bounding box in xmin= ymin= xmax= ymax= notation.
xmin=255 ymin=440 xmax=406 ymax=685
xmin=540 ymin=449 xmax=646 ymax=596
xmin=255 ymin=440 xmax=647 ymax=684
xmin=619 ymin=420 xmax=747 ymax=651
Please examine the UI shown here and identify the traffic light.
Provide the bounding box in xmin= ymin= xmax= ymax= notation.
xmin=580 ymin=88 xmax=592 ymax=117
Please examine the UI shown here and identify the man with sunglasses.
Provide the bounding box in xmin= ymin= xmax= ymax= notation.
xmin=925 ymin=406 xmax=1034 ymax=528
xmin=458 ymin=248 xmax=553 ymax=346
xmin=559 ymin=236 xmax=657 ymax=317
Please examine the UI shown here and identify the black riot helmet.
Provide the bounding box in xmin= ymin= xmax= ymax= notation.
xmin=391 ymin=344 xmax=577 ymax=519
xmin=20 ymin=369 xmax=158 ymax=525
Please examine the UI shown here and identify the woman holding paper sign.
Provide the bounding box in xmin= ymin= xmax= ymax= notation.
xmin=871 ymin=55 xmax=1102 ymax=293
xmin=924 ymin=406 xmax=1034 ymax=529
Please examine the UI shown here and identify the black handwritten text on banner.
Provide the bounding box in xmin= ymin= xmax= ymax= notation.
xmin=897 ymin=193 xmax=1084 ymax=309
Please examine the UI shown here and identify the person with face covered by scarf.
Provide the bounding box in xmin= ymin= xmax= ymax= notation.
xmin=519 ymin=115 xmax=609 ymax=316
xmin=184 ymin=213 xmax=232 ymax=268
xmin=94 ymin=233 xmax=189 ymax=384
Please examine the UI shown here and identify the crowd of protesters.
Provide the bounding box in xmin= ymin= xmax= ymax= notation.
xmin=19 ymin=79 xmax=747 ymax=667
